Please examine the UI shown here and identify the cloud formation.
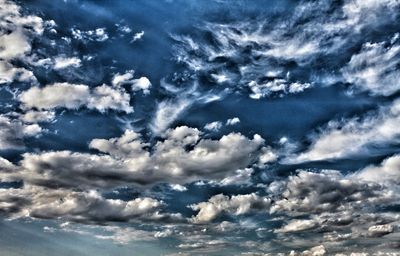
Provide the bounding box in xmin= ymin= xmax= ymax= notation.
xmin=19 ymin=83 xmax=133 ymax=113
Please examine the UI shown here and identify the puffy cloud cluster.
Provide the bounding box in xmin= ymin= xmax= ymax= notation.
xmin=294 ymin=100 xmax=400 ymax=162
xmin=19 ymin=83 xmax=133 ymax=113
xmin=0 ymin=185 xmax=172 ymax=223
xmin=269 ymin=155 xmax=400 ymax=245
xmin=0 ymin=0 xmax=46 ymax=85
xmin=2 ymin=126 xmax=268 ymax=189
xmin=111 ymin=70 xmax=151 ymax=94
xmin=190 ymin=193 xmax=271 ymax=223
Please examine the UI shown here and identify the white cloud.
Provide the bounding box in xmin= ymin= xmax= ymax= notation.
xmin=150 ymin=98 xmax=191 ymax=135
xmin=19 ymin=83 xmax=133 ymax=113
xmin=53 ymin=56 xmax=82 ymax=70
xmin=204 ymin=121 xmax=222 ymax=132
xmin=20 ymin=110 xmax=55 ymax=123
xmin=88 ymin=84 xmax=133 ymax=113
xmin=0 ymin=61 xmax=36 ymax=84
xmin=170 ymin=184 xmax=188 ymax=192
xmin=275 ymin=219 xmax=318 ymax=233
xmin=269 ymin=155 xmax=400 ymax=237
xmin=71 ymin=27 xmax=109 ymax=42
xmin=219 ymin=168 xmax=253 ymax=186
xmin=131 ymin=31 xmax=144 ymax=42
xmin=112 ymin=70 xmax=135 ymax=86
xmin=0 ymin=0 xmax=45 ymax=85
xmin=0 ymin=115 xmax=42 ymax=150
xmin=248 ymin=79 xmax=311 ymax=99
xmin=0 ymin=186 xmax=168 ymax=223
xmin=0 ymin=30 xmax=31 ymax=60
xmin=294 ymin=100 xmax=400 ymax=162
xmin=131 ymin=77 xmax=151 ymax=94
xmin=355 ymin=154 xmax=400 ymax=184
xmin=112 ymin=70 xmax=151 ymax=94
xmin=19 ymin=83 xmax=90 ymax=109
xmin=226 ymin=117 xmax=240 ymax=126
xmin=342 ymin=35 xmax=400 ymax=96
xmin=190 ymin=193 xmax=271 ymax=224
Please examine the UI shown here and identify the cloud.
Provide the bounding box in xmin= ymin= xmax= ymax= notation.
xmin=354 ymin=154 xmax=400 ymax=184
xmin=112 ymin=70 xmax=151 ymax=94
xmin=151 ymin=80 xmax=223 ymax=134
xmin=204 ymin=121 xmax=222 ymax=132
xmin=131 ymin=77 xmax=151 ymax=94
xmin=4 ymin=126 xmax=268 ymax=189
xmin=19 ymin=83 xmax=133 ymax=113
xmin=189 ymin=193 xmax=271 ymax=224
xmin=131 ymin=31 xmax=144 ymax=42
xmin=71 ymin=27 xmax=109 ymax=42
xmin=342 ymin=34 xmax=400 ymax=96
xmin=0 ymin=115 xmax=42 ymax=150
xmin=275 ymin=219 xmax=318 ymax=233
xmin=151 ymin=98 xmax=191 ymax=135
xmin=53 ymin=56 xmax=82 ymax=70
xmin=0 ymin=0 xmax=45 ymax=84
xmin=0 ymin=186 xmax=172 ymax=223
xmin=0 ymin=61 xmax=36 ymax=84
xmin=20 ymin=110 xmax=55 ymax=123
xmin=248 ymin=79 xmax=311 ymax=99
xmin=169 ymin=184 xmax=188 ymax=192
xmin=171 ymin=0 xmax=400 ymax=102
xmin=270 ymin=169 xmax=392 ymax=217
xmin=0 ymin=30 xmax=31 ymax=60
xmin=226 ymin=117 xmax=240 ymax=126
xmin=269 ymin=155 xmax=400 ymax=242
xmin=293 ymin=100 xmax=400 ymax=162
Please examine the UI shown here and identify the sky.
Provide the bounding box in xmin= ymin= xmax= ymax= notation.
xmin=0 ymin=0 xmax=400 ymax=255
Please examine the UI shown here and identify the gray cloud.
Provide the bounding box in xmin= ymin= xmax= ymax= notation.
xmin=3 ymin=126 xmax=269 ymax=189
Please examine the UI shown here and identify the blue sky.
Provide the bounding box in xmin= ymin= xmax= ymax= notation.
xmin=0 ymin=0 xmax=400 ymax=255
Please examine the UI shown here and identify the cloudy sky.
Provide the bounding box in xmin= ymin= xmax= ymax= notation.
xmin=0 ymin=0 xmax=400 ymax=255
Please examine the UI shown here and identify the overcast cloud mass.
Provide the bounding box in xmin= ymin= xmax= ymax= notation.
xmin=0 ymin=0 xmax=400 ymax=255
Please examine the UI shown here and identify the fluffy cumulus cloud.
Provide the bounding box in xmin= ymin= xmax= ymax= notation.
xmin=112 ymin=70 xmax=151 ymax=94
xmin=190 ymin=193 xmax=271 ymax=224
xmin=266 ymin=155 xmax=400 ymax=252
xmin=19 ymin=83 xmax=133 ymax=113
xmin=2 ymin=126 xmax=269 ymax=190
xmin=0 ymin=186 xmax=172 ymax=223
xmin=293 ymin=99 xmax=400 ymax=162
